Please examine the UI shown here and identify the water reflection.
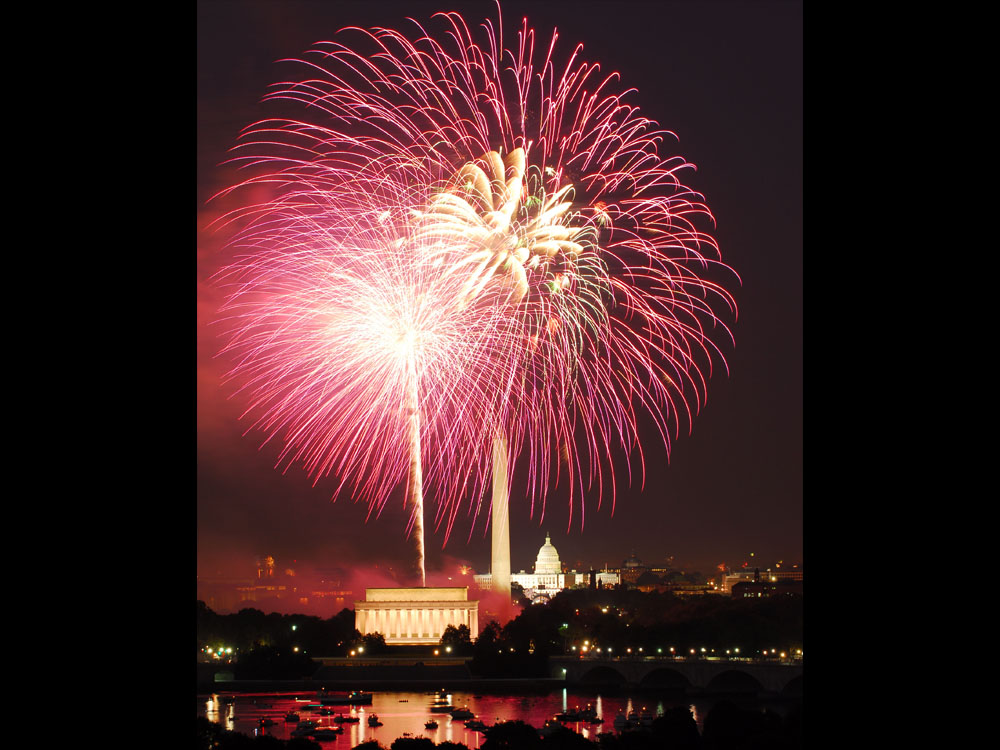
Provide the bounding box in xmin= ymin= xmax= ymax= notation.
xmin=199 ymin=688 xmax=787 ymax=747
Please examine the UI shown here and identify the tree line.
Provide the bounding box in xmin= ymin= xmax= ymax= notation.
xmin=198 ymin=587 xmax=801 ymax=679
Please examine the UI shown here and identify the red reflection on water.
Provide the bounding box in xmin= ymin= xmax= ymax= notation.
xmin=199 ymin=689 xmax=708 ymax=747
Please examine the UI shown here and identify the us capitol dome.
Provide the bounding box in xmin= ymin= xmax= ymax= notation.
xmin=534 ymin=533 xmax=562 ymax=575
xmin=473 ymin=532 xmax=620 ymax=601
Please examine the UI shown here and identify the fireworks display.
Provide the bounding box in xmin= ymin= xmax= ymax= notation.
xmin=208 ymin=6 xmax=737 ymax=579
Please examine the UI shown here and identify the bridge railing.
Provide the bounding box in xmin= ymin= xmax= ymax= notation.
xmin=552 ymin=655 xmax=802 ymax=666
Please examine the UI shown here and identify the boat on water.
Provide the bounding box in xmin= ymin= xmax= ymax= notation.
xmin=368 ymin=714 xmax=383 ymax=727
xmin=465 ymin=719 xmax=488 ymax=731
xmin=450 ymin=707 xmax=474 ymax=719
xmin=334 ymin=714 xmax=360 ymax=724
xmin=284 ymin=712 xmax=300 ymax=722
xmin=554 ymin=709 xmax=581 ymax=722
xmin=317 ymin=689 xmax=373 ymax=706
xmin=425 ymin=720 xmax=438 ymax=729
xmin=429 ymin=700 xmax=454 ymax=712
xmin=258 ymin=718 xmax=276 ymax=727
xmin=312 ymin=728 xmax=344 ymax=739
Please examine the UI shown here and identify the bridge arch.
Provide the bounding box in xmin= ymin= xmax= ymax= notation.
xmin=579 ymin=665 xmax=628 ymax=686
xmin=704 ymin=669 xmax=765 ymax=694
xmin=638 ymin=668 xmax=692 ymax=690
xmin=781 ymin=673 xmax=803 ymax=696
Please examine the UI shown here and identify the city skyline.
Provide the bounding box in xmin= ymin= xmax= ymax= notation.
xmin=198 ymin=1 xmax=802 ymax=587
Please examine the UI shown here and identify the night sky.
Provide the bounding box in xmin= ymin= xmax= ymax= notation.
xmin=197 ymin=0 xmax=802 ymax=588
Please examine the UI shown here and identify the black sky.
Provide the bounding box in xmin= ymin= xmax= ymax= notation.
xmin=197 ymin=0 xmax=802 ymax=583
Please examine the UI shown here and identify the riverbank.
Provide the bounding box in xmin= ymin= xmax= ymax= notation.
xmin=199 ymin=676 xmax=567 ymax=693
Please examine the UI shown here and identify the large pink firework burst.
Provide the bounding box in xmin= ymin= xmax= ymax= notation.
xmin=209 ymin=6 xmax=737 ymax=574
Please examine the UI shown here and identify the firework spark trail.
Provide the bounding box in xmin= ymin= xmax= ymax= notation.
xmin=214 ymin=173 xmax=521 ymax=581
xmin=210 ymin=5 xmax=738 ymax=578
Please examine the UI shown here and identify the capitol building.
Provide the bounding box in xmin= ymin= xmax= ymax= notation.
xmin=475 ymin=533 xmax=618 ymax=601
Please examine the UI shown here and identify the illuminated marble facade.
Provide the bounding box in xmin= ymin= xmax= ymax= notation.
xmin=354 ymin=587 xmax=479 ymax=645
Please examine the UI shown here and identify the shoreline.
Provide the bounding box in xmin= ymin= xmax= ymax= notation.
xmin=197 ymin=679 xmax=798 ymax=703
xmin=199 ymin=677 xmax=566 ymax=693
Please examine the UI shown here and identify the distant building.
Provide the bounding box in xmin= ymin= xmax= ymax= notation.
xmin=732 ymin=579 xmax=803 ymax=598
xmin=668 ymin=583 xmax=715 ymax=596
xmin=594 ymin=571 xmax=620 ymax=588
xmin=474 ymin=533 xmax=615 ymax=600
xmin=197 ymin=557 xmax=355 ymax=614
xmin=255 ymin=555 xmax=275 ymax=579
xmin=722 ymin=564 xmax=803 ymax=594
xmin=197 ymin=575 xmax=254 ymax=613
xmin=355 ymin=587 xmax=479 ymax=645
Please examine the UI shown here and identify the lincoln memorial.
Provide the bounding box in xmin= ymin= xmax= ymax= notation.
xmin=354 ymin=587 xmax=479 ymax=645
